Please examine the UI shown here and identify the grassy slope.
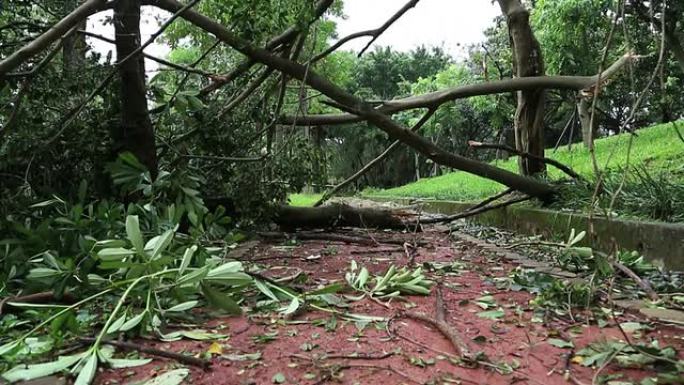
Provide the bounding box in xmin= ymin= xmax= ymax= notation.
xmin=365 ymin=121 xmax=684 ymax=201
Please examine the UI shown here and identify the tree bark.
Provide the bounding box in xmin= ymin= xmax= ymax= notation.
xmin=577 ymin=96 xmax=598 ymax=148
xmin=113 ymin=0 xmax=158 ymax=177
xmin=498 ymin=0 xmax=546 ymax=176
xmin=62 ymin=0 xmax=87 ymax=76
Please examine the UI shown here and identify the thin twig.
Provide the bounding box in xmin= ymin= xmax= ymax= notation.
xmin=422 ymin=195 xmax=532 ymax=225
xmin=469 ymin=140 xmax=583 ymax=180
xmin=78 ymin=337 xmax=211 ymax=369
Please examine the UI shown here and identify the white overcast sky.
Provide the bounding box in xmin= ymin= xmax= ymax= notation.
xmin=87 ymin=0 xmax=500 ymax=70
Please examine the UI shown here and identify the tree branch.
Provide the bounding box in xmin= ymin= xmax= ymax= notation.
xmin=45 ymin=0 xmax=201 ymax=146
xmin=280 ymin=54 xmax=639 ymax=126
xmin=196 ymin=0 xmax=334 ymax=96
xmin=468 ymin=140 xmax=583 ymax=180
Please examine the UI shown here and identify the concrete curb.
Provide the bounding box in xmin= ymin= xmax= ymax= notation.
xmin=368 ymin=197 xmax=684 ymax=270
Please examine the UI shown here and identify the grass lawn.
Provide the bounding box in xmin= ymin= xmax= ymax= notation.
xmin=364 ymin=121 xmax=684 ymax=202
xmin=288 ymin=193 xmax=323 ymax=207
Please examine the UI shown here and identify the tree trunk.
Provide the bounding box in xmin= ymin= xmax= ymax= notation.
xmin=498 ymin=0 xmax=546 ymax=176
xmin=63 ymin=0 xmax=87 ymax=76
xmin=275 ymin=204 xmax=406 ymax=230
xmin=577 ymin=96 xmax=597 ymax=148
xmin=113 ymin=0 xmax=158 ymax=177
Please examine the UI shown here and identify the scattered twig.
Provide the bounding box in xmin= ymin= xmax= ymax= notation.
xmin=350 ymin=247 xmax=404 ymax=254
xmin=403 ymin=242 xmax=418 ymax=266
xmin=78 ymin=337 xmax=211 ymax=369
xmin=610 ymin=260 xmax=658 ymax=301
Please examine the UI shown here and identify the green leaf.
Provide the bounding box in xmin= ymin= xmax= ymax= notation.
xmin=176 ymin=266 xmax=209 ymax=286
xmin=281 ymin=297 xmax=300 ymax=315
xmin=105 ymin=357 xmax=152 ymax=369
xmin=27 ymin=268 xmax=62 ymax=279
xmin=477 ymin=309 xmax=505 ymax=320
xmin=272 ymin=372 xmax=286 ymax=384
xmin=159 ymin=330 xmax=226 ymax=342
xmin=142 ymin=368 xmax=189 ymax=385
xmin=126 ymin=216 xmax=144 ymax=254
xmin=2 ymin=354 xmax=81 ymax=382
xmin=254 ymin=279 xmax=279 ymax=301
xmin=106 ymin=313 xmax=127 ymax=334
xmin=0 ymin=340 xmax=21 ymax=356
xmin=548 ymin=338 xmax=574 ymax=348
xmin=178 ymin=245 xmax=197 ymax=276
xmin=146 ymin=230 xmax=174 ymax=260
xmin=201 ymin=283 xmax=242 ymax=315
xmin=97 ymin=248 xmax=134 ymax=261
xmin=166 ymin=300 xmax=199 ymax=312
xmin=119 ymin=311 xmax=147 ymax=332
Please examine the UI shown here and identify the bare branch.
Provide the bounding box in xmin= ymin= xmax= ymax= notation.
xmin=218 ymin=67 xmax=275 ymax=118
xmin=197 ymin=0 xmax=334 ymax=96
xmin=311 ymin=0 xmax=420 ymax=62
xmin=78 ymin=30 xmax=217 ymax=77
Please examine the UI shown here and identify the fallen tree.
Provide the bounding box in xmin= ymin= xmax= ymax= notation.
xmin=275 ymin=203 xmax=408 ymax=230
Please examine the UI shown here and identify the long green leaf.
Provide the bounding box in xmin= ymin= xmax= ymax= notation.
xmin=126 ymin=216 xmax=144 ymax=254
xmin=2 ymin=354 xmax=81 ymax=382
xmin=74 ymin=352 xmax=97 ymax=385
xmin=166 ymin=300 xmax=198 ymax=312
xmin=119 ymin=311 xmax=147 ymax=332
